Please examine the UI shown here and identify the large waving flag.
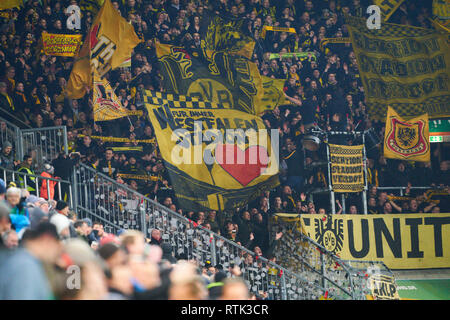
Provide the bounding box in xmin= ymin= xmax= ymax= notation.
xmin=373 ymin=0 xmax=405 ymax=21
xmin=93 ymin=75 xmax=141 ymax=121
xmin=66 ymin=0 xmax=141 ymax=99
xmin=201 ymin=14 xmax=255 ymax=59
xmin=0 ymin=0 xmax=22 ymax=10
xmin=156 ymin=42 xmax=263 ymax=115
xmin=346 ymin=16 xmax=450 ymax=120
xmin=144 ymin=90 xmax=279 ymax=212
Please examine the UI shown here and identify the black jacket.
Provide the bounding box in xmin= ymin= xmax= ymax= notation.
xmin=283 ymin=149 xmax=304 ymax=177
xmin=52 ymin=154 xmax=79 ymax=180
xmin=97 ymin=158 xmax=120 ymax=178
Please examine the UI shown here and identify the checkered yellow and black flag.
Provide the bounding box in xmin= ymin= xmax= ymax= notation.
xmin=143 ymin=90 xmax=226 ymax=110
xmin=346 ymin=16 xmax=450 ymax=121
xmin=143 ymin=89 xmax=279 ymax=212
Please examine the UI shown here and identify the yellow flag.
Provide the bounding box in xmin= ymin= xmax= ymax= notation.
xmin=93 ymin=75 xmax=132 ymax=121
xmin=201 ymin=15 xmax=255 ymax=59
xmin=144 ymin=90 xmax=279 ymax=212
xmin=373 ymin=0 xmax=405 ymax=21
xmin=346 ymin=16 xmax=450 ymax=120
xmin=79 ymin=0 xmax=105 ymax=15
xmin=258 ymin=76 xmax=290 ymax=114
xmin=0 ymin=0 xmax=22 ymax=10
xmin=41 ymin=32 xmax=82 ymax=57
xmin=329 ymin=144 xmax=365 ymax=193
xmin=383 ymin=106 xmax=430 ymax=162
xmin=156 ymin=42 xmax=264 ymax=115
xmin=433 ymin=0 xmax=450 ymax=21
xmin=66 ymin=0 xmax=141 ymax=99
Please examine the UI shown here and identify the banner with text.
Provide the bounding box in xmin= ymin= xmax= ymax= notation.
xmin=346 ymin=16 xmax=450 ymax=121
xmin=144 ymin=90 xmax=279 ymax=212
xmin=42 ymin=32 xmax=82 ymax=57
xmin=329 ymin=144 xmax=364 ymax=193
xmin=260 ymin=25 xmax=296 ymax=39
xmin=298 ymin=213 xmax=450 ymax=269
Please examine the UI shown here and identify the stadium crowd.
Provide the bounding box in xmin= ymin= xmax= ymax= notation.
xmin=0 ymin=0 xmax=449 ymax=300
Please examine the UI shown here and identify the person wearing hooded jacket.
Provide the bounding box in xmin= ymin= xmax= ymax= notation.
xmin=40 ymin=164 xmax=59 ymax=200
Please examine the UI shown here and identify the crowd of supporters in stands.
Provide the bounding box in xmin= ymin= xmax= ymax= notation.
xmin=0 ymin=0 xmax=449 ymax=299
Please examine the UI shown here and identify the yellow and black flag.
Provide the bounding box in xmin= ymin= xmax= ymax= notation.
xmin=66 ymin=0 xmax=141 ymax=99
xmin=79 ymin=0 xmax=105 ymax=16
xmin=0 ymin=0 xmax=22 ymax=10
xmin=93 ymin=75 xmax=139 ymax=121
xmin=260 ymin=76 xmax=291 ymax=113
xmin=144 ymin=90 xmax=279 ymax=212
xmin=156 ymin=42 xmax=263 ymax=115
xmin=346 ymin=16 xmax=450 ymax=121
xmin=201 ymin=14 xmax=255 ymax=59
xmin=433 ymin=0 xmax=450 ymax=21
xmin=383 ymin=106 xmax=430 ymax=162
xmin=373 ymin=0 xmax=405 ymax=22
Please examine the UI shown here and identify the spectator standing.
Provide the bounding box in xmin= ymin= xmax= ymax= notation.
xmin=98 ymin=148 xmax=120 ymax=179
xmin=17 ymin=155 xmax=36 ymax=194
xmin=40 ymin=164 xmax=59 ymax=200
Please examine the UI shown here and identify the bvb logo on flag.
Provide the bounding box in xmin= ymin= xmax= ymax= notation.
xmin=314 ymin=215 xmax=344 ymax=254
xmin=384 ymin=107 xmax=430 ymax=161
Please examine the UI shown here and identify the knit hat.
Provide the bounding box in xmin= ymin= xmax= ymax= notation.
xmin=29 ymin=207 xmax=47 ymax=229
xmin=3 ymin=141 xmax=12 ymax=149
xmin=50 ymin=213 xmax=70 ymax=235
xmin=43 ymin=163 xmax=54 ymax=174
xmin=10 ymin=213 xmax=31 ymax=233
xmin=56 ymin=200 xmax=69 ymax=211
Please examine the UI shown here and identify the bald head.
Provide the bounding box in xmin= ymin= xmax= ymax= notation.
xmin=220 ymin=278 xmax=250 ymax=300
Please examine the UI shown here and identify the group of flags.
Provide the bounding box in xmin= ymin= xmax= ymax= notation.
xmin=65 ymin=0 xmax=141 ymax=121
xmin=28 ymin=0 xmax=448 ymax=210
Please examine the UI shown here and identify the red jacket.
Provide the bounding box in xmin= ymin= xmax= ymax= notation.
xmin=40 ymin=172 xmax=58 ymax=200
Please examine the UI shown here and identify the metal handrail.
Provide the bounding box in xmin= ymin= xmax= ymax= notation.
xmin=1 ymin=165 xmax=73 ymax=206
xmin=75 ymin=163 xmax=292 ymax=263
xmin=376 ymin=186 xmax=444 ymax=196
xmin=0 ymin=108 xmax=33 ymax=129
xmin=21 ymin=125 xmax=67 ymax=133
xmin=0 ymin=166 xmax=71 ymax=184
xmin=74 ymin=162 xmax=353 ymax=299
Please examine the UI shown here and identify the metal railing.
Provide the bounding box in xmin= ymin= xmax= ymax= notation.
xmin=0 ymin=165 xmax=74 ymax=207
xmin=0 ymin=117 xmax=23 ymax=161
xmin=269 ymin=215 xmax=383 ymax=299
xmin=0 ymin=116 xmax=68 ymax=171
xmin=2 ymin=119 xmax=400 ymax=299
xmin=72 ymin=162 xmax=359 ymax=299
xmin=376 ymin=186 xmax=436 ymax=197
xmin=20 ymin=126 xmax=68 ymax=170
